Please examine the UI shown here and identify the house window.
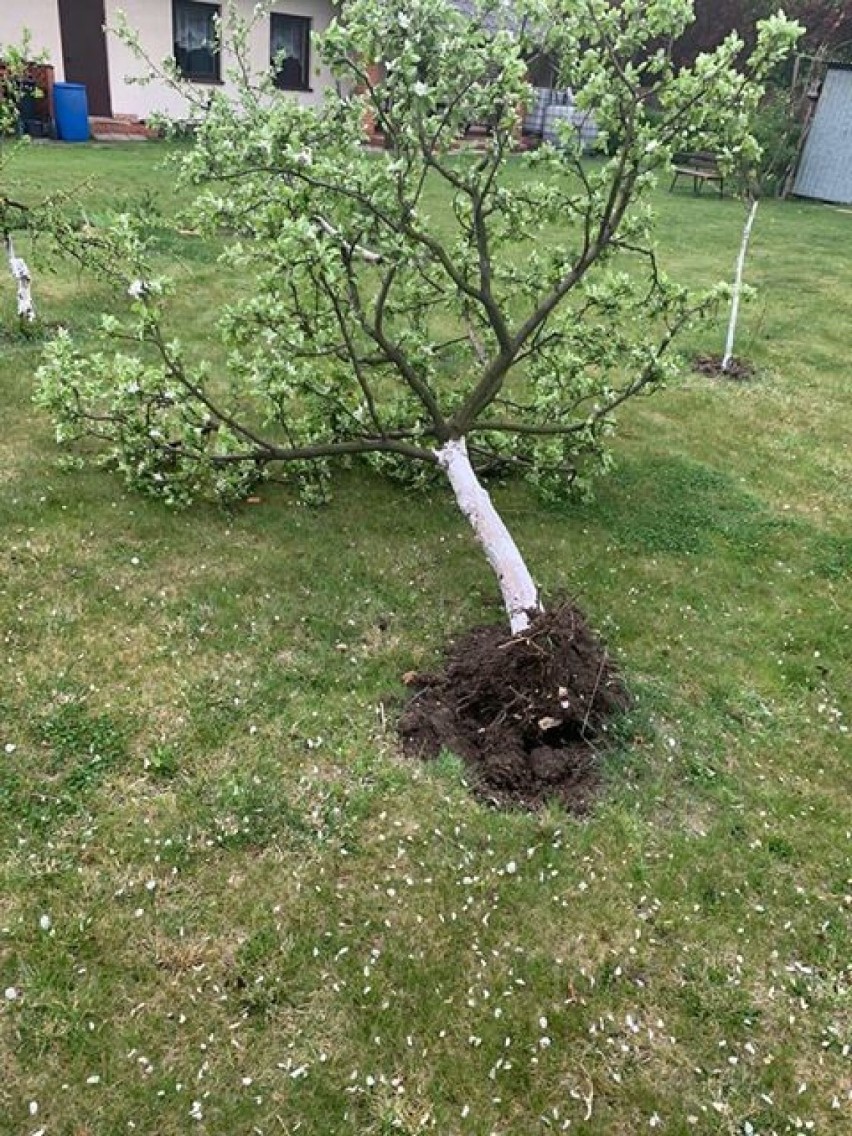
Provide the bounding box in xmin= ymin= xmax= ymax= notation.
xmin=271 ymin=14 xmax=311 ymax=91
xmin=173 ymin=1 xmax=221 ymax=82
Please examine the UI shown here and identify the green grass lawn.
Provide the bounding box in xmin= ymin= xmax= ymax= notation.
xmin=1 ymin=142 xmax=849 ymax=1135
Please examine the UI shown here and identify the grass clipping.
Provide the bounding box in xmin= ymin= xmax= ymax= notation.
xmin=399 ymin=601 xmax=630 ymax=811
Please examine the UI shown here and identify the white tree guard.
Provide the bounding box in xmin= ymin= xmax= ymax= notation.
xmin=722 ymin=197 xmax=759 ymax=371
xmin=5 ymin=235 xmax=35 ymax=323
xmin=436 ymin=437 xmax=541 ymax=634
xmin=314 ymin=215 xmax=383 ymax=262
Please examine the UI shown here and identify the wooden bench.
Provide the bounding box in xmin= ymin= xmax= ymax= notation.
xmin=670 ymin=151 xmax=724 ymax=196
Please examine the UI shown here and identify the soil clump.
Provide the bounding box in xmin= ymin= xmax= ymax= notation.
xmin=398 ymin=602 xmax=630 ymax=812
xmin=693 ymin=353 xmax=755 ymax=381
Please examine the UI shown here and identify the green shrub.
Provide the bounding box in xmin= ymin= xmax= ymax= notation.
xmin=751 ymin=90 xmax=802 ymax=195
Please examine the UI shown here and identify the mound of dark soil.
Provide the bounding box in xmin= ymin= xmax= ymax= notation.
xmin=693 ymin=353 xmax=755 ymax=381
xmin=398 ymin=602 xmax=630 ymax=812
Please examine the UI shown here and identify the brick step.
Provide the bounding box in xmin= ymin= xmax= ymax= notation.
xmin=89 ymin=116 xmax=158 ymax=141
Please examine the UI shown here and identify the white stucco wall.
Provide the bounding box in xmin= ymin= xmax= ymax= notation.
xmin=0 ymin=0 xmax=64 ymax=77
xmin=104 ymin=0 xmax=338 ymax=119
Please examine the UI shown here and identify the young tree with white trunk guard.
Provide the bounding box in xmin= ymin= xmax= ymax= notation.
xmin=37 ymin=0 xmax=800 ymax=632
xmin=722 ymin=192 xmax=760 ymax=373
xmin=1 ymin=36 xmax=39 ymax=324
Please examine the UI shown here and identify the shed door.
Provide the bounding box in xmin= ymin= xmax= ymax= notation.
xmin=794 ymin=68 xmax=852 ymax=205
xmin=58 ymin=0 xmax=112 ymax=118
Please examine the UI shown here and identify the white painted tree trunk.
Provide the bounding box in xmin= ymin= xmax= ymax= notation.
xmin=314 ymin=215 xmax=383 ymax=262
xmin=722 ymin=197 xmax=759 ymax=372
xmin=5 ymin=234 xmax=36 ymax=323
xmin=436 ymin=437 xmax=541 ymax=634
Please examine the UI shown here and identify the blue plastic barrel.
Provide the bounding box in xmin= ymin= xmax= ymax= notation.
xmin=54 ymin=82 xmax=90 ymax=142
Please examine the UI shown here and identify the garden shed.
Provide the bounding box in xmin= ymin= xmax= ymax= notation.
xmin=794 ymin=63 xmax=852 ymax=205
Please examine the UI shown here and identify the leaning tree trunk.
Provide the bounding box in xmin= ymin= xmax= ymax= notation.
xmin=436 ymin=437 xmax=541 ymax=634
xmin=722 ymin=196 xmax=759 ymax=373
xmin=4 ymin=234 xmax=35 ymax=323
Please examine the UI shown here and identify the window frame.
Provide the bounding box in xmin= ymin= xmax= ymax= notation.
xmin=270 ymin=13 xmax=312 ymax=93
xmin=173 ymin=0 xmax=222 ymax=84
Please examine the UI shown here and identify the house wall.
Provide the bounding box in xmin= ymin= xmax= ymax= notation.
xmin=104 ymin=0 xmax=338 ymax=119
xmin=2 ymin=1 xmax=338 ymax=120
xmin=0 ymin=1 xmax=64 ymax=76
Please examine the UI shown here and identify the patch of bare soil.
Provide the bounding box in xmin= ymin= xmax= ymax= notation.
xmin=398 ymin=602 xmax=630 ymax=812
xmin=693 ymin=353 xmax=756 ymax=381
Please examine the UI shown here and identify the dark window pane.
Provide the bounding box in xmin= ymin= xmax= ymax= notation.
xmin=271 ymin=14 xmax=311 ymax=91
xmin=173 ymin=1 xmax=221 ymax=82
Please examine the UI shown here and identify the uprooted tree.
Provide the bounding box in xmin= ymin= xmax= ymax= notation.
xmin=37 ymin=0 xmax=800 ymax=634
